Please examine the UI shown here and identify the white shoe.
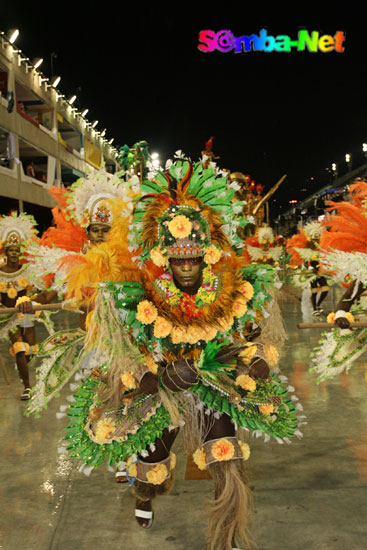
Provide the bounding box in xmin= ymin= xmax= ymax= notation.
xmin=135 ymin=508 xmax=154 ymax=529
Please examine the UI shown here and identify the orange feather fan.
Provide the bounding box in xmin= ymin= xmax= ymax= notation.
xmin=39 ymin=186 xmax=87 ymax=252
xmin=320 ymin=201 xmax=367 ymax=253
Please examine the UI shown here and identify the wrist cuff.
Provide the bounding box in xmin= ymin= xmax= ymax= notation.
xmin=335 ymin=310 xmax=347 ymax=319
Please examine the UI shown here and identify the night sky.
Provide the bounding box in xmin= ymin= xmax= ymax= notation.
xmin=2 ymin=8 xmax=366 ymax=219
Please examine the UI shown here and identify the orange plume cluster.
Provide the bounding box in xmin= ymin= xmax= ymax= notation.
xmin=348 ymin=180 xmax=367 ymax=207
xmin=320 ymin=201 xmax=367 ymax=253
xmin=286 ymin=230 xmax=307 ymax=266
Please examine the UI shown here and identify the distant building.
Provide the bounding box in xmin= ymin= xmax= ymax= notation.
xmin=0 ymin=31 xmax=119 ymax=231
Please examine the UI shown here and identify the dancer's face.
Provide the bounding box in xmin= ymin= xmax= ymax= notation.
xmin=6 ymin=245 xmax=21 ymax=265
xmin=170 ymin=257 xmax=203 ymax=294
xmin=87 ymin=224 xmax=110 ymax=244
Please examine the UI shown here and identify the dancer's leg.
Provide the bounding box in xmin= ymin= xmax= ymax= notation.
xmin=133 ymin=427 xmax=179 ymax=528
xmin=204 ymin=413 xmax=252 ymax=550
xmin=8 ymin=328 xmax=30 ymax=391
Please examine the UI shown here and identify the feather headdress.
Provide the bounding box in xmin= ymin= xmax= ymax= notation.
xmin=0 ymin=211 xmax=37 ymax=251
xmin=65 ymin=167 xmax=140 ymax=228
xmin=129 ymin=154 xmax=246 ymax=267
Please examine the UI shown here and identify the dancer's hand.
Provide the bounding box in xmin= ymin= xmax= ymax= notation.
xmin=249 ymin=357 xmax=270 ymax=379
xmin=16 ymin=300 xmax=34 ymax=314
xmin=139 ymin=372 xmax=159 ymax=394
xmin=334 ymin=317 xmax=350 ymax=329
xmin=161 ymin=359 xmax=199 ymax=392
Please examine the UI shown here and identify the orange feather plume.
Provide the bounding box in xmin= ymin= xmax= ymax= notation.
xmin=320 ymin=201 xmax=367 ymax=253
xmin=349 ymin=181 xmax=367 ymax=207
xmin=286 ymin=230 xmax=308 ymax=266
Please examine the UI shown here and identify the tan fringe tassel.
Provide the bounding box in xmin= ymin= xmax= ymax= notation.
xmin=206 ymin=460 xmax=253 ymax=550
xmin=258 ymin=286 xmax=287 ymax=349
xmin=132 ymin=474 xmax=174 ymax=502
xmin=85 ymin=288 xmax=143 ymax=408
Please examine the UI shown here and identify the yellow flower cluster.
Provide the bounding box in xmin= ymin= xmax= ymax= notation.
xmin=193 ymin=447 xmax=207 ymax=471
xmin=136 ymin=300 xmax=158 ymax=324
xmin=126 ymin=457 xmax=137 ymax=478
xmin=170 ymin=324 xmax=217 ymax=345
xmin=150 ymin=248 xmax=168 ymax=267
xmin=239 ymin=344 xmax=257 ymax=364
xmin=95 ymin=418 xmax=116 ymax=444
xmin=264 ymin=344 xmax=279 ymax=367
xmin=120 ymin=372 xmax=136 ymax=390
xmin=168 ymin=215 xmax=192 ymax=239
xmin=239 ymin=441 xmax=251 ymax=461
xmin=258 ymin=404 xmax=274 ymax=415
xmin=153 ymin=316 xmax=173 ymax=338
xmin=7 ymin=288 xmax=17 ymax=299
xmin=146 ymin=463 xmax=169 ymax=485
xmin=239 ymin=281 xmax=254 ymax=301
xmin=170 ymin=451 xmax=177 ymax=470
xmin=232 ymin=296 xmax=248 ymax=317
xmin=144 ymin=355 xmax=159 ymax=374
xmin=211 ymin=438 xmax=235 ymax=461
xmin=204 ymin=245 xmax=222 ymax=265
xmin=235 ymin=374 xmax=257 ymax=392
xmin=18 ymin=277 xmax=29 ymax=288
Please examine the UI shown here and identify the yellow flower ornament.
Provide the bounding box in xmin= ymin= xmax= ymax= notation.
xmin=211 ymin=438 xmax=235 ymax=461
xmin=168 ymin=215 xmax=192 ymax=239
xmin=146 ymin=463 xmax=169 ymax=485
xmin=136 ymin=300 xmax=158 ymax=324
xmin=193 ymin=447 xmax=207 ymax=470
xmin=239 ymin=441 xmax=251 ymax=461
xmin=204 ymin=245 xmax=222 ymax=265
xmin=150 ymin=247 xmax=168 ymax=267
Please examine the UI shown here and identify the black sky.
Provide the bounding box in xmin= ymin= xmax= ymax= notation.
xmin=2 ymin=8 xmax=366 ymax=218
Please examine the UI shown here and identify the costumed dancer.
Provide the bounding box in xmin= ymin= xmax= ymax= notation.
xmin=26 ymin=167 xmax=141 ymax=416
xmin=286 ymin=221 xmax=329 ymax=317
xmin=243 ymin=225 xmax=285 ymax=267
xmin=310 ymin=181 xmax=367 ymax=382
xmin=0 ymin=212 xmax=55 ymax=399
xmin=59 ymin=155 xmax=304 ymax=550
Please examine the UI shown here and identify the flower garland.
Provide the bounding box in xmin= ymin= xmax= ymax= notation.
xmin=152 ymin=266 xmax=219 ymax=309
xmin=0 ymin=265 xmax=31 ymax=299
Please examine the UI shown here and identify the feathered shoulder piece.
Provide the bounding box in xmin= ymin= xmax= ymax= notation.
xmin=320 ymin=200 xmax=367 ymax=253
xmin=64 ymin=199 xmax=158 ymax=305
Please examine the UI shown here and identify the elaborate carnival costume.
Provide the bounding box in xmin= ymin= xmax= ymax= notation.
xmin=310 ymin=181 xmax=367 ymax=382
xmin=0 ymin=212 xmax=54 ymax=398
xmin=26 ymin=168 xmax=140 ymax=416
xmin=286 ymin=221 xmax=329 ymax=316
xmin=59 ymin=156 xmax=304 ymax=550
xmin=244 ymin=225 xmax=285 ymax=266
